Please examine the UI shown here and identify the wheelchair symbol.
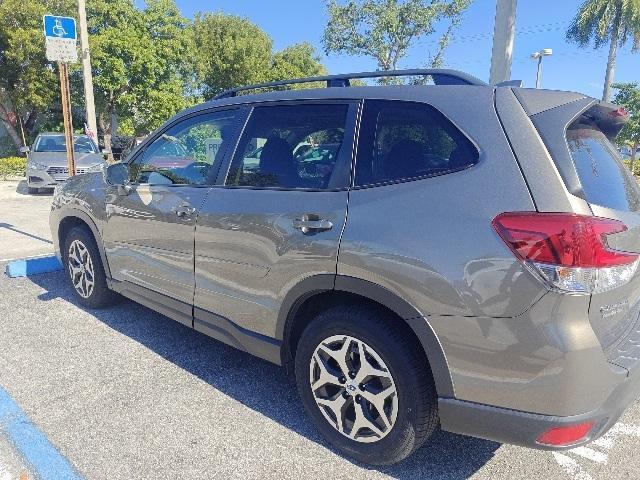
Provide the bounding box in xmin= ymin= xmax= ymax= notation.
xmin=52 ymin=18 xmax=67 ymax=37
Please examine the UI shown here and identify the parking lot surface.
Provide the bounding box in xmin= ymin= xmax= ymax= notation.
xmin=1 ymin=178 xmax=640 ymax=479
xmin=0 ymin=181 xmax=54 ymax=262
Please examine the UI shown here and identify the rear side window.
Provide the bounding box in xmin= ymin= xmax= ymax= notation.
xmin=354 ymin=100 xmax=478 ymax=186
xmin=567 ymin=122 xmax=640 ymax=211
xmin=225 ymin=104 xmax=349 ymax=189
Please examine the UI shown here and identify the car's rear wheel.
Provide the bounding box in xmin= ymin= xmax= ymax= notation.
xmin=63 ymin=226 xmax=120 ymax=308
xmin=294 ymin=304 xmax=438 ymax=465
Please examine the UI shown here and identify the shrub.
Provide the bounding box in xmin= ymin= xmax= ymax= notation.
xmin=0 ymin=156 xmax=27 ymax=180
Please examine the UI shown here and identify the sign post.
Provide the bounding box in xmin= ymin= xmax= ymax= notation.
xmin=43 ymin=15 xmax=78 ymax=175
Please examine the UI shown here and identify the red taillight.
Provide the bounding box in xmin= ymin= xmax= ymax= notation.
xmin=492 ymin=212 xmax=637 ymax=268
xmin=536 ymin=422 xmax=594 ymax=447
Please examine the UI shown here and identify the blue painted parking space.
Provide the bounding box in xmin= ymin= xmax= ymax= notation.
xmin=0 ymin=387 xmax=82 ymax=480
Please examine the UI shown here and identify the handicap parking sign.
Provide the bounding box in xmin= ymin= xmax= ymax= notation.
xmin=43 ymin=15 xmax=77 ymax=63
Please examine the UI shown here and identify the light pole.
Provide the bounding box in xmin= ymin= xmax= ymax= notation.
xmin=489 ymin=0 xmax=518 ymax=85
xmin=531 ymin=48 xmax=553 ymax=89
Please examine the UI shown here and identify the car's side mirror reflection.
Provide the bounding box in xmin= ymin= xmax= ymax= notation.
xmin=19 ymin=146 xmax=30 ymax=154
xmin=105 ymin=163 xmax=132 ymax=195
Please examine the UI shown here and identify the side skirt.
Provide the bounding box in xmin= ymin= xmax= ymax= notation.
xmin=110 ymin=280 xmax=282 ymax=365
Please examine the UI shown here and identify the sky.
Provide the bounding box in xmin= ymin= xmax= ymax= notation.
xmin=143 ymin=0 xmax=640 ymax=98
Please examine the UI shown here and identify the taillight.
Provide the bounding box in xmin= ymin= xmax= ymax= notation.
xmin=536 ymin=422 xmax=594 ymax=447
xmin=493 ymin=212 xmax=639 ymax=294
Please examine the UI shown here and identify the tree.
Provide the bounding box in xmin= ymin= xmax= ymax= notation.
xmin=322 ymin=0 xmax=472 ymax=74
xmin=87 ymin=0 xmax=195 ymax=151
xmin=193 ymin=14 xmax=326 ymax=99
xmin=0 ymin=0 xmax=73 ymax=153
xmin=567 ymin=0 xmax=640 ymax=102
xmin=193 ymin=13 xmax=273 ymax=99
xmin=613 ymin=82 xmax=640 ymax=174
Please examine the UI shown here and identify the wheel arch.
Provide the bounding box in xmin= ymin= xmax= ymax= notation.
xmin=56 ymin=210 xmax=111 ymax=279
xmin=278 ymin=275 xmax=455 ymax=398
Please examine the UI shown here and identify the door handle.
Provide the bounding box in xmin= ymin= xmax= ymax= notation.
xmin=173 ymin=204 xmax=196 ymax=218
xmin=292 ymin=215 xmax=333 ymax=234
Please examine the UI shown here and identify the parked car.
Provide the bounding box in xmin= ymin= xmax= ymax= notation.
xmin=22 ymin=133 xmax=106 ymax=194
xmin=50 ymin=69 xmax=640 ymax=465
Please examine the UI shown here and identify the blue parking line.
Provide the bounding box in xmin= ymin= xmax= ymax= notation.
xmin=4 ymin=255 xmax=63 ymax=278
xmin=0 ymin=387 xmax=82 ymax=480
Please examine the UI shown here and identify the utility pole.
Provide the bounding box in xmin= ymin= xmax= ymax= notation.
xmin=58 ymin=62 xmax=75 ymax=175
xmin=77 ymin=0 xmax=97 ymax=143
xmin=489 ymin=0 xmax=518 ymax=85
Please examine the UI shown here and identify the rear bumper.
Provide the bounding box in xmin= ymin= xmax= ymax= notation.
xmin=439 ymin=363 xmax=640 ymax=449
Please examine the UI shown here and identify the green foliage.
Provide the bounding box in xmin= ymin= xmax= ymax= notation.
xmin=322 ymin=0 xmax=472 ymax=72
xmin=0 ymin=156 xmax=27 ymax=179
xmin=613 ymin=82 xmax=640 ymax=172
xmin=567 ymin=0 xmax=640 ymax=50
xmin=193 ymin=13 xmax=326 ymax=98
xmin=88 ymin=0 xmax=195 ymax=138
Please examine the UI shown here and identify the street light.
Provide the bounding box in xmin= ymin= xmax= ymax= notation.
xmin=531 ymin=48 xmax=553 ymax=89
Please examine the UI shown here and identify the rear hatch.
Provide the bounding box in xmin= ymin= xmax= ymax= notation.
xmin=522 ymin=91 xmax=640 ymax=374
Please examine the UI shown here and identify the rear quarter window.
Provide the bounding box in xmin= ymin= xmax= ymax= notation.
xmin=567 ymin=123 xmax=640 ymax=212
xmin=354 ymin=100 xmax=479 ymax=186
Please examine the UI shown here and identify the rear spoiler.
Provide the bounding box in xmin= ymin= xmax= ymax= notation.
xmin=583 ymin=102 xmax=629 ymax=141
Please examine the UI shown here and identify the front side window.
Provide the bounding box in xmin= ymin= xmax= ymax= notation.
xmin=355 ymin=100 xmax=478 ymax=186
xmin=225 ymin=104 xmax=349 ymax=189
xmin=131 ymin=110 xmax=238 ymax=185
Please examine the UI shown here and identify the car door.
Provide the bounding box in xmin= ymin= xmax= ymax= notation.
xmin=194 ymin=101 xmax=359 ymax=343
xmin=102 ymin=108 xmax=242 ymax=326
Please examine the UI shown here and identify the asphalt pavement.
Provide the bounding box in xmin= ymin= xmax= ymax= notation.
xmin=0 ymin=178 xmax=639 ymax=479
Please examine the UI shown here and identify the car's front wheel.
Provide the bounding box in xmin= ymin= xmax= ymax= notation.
xmin=295 ymin=304 xmax=438 ymax=465
xmin=63 ymin=226 xmax=120 ymax=308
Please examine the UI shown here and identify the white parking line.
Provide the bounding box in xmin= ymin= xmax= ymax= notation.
xmin=553 ymin=422 xmax=640 ymax=479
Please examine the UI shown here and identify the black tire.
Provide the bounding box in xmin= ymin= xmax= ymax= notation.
xmin=27 ymin=186 xmax=39 ymax=194
xmin=62 ymin=226 xmax=120 ymax=308
xmin=295 ymin=304 xmax=438 ymax=465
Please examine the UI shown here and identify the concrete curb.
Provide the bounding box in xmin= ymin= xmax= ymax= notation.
xmin=4 ymin=256 xmax=63 ymax=278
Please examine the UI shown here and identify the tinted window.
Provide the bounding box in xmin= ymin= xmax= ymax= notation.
xmin=567 ymin=124 xmax=640 ymax=211
xmin=354 ymin=100 xmax=478 ymax=186
xmin=131 ymin=110 xmax=238 ymax=185
xmin=225 ymin=104 xmax=349 ymax=189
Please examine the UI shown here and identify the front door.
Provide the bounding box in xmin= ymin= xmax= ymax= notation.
xmin=194 ymin=102 xmax=359 ymax=342
xmin=103 ymin=108 xmax=241 ymax=325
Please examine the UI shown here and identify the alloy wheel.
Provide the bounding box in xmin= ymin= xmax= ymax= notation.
xmin=67 ymin=239 xmax=95 ymax=299
xmin=309 ymin=334 xmax=398 ymax=443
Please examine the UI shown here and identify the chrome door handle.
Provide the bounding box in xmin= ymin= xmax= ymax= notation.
xmin=174 ymin=204 xmax=196 ymax=218
xmin=292 ymin=216 xmax=333 ymax=234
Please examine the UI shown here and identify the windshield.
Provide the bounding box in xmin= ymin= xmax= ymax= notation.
xmin=34 ymin=135 xmax=98 ymax=154
xmin=567 ymin=123 xmax=640 ymax=212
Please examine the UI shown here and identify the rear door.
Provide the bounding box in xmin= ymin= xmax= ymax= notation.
xmin=194 ymin=101 xmax=358 ymax=342
xmin=103 ymin=108 xmax=241 ymax=325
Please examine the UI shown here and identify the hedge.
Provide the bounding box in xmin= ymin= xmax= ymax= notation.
xmin=0 ymin=156 xmax=27 ymax=180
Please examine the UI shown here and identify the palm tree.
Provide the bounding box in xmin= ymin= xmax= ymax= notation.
xmin=567 ymin=0 xmax=640 ymax=102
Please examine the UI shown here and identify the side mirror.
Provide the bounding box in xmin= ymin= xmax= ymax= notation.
xmin=19 ymin=146 xmax=30 ymax=154
xmin=102 ymin=149 xmax=111 ymax=156
xmin=105 ymin=162 xmax=130 ymax=186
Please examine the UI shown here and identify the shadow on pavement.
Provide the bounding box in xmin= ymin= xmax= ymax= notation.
xmin=15 ymin=180 xmax=54 ymax=196
xmin=29 ymin=270 xmax=500 ymax=479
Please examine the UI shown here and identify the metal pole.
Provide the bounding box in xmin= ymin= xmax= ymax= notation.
xmin=536 ymin=57 xmax=542 ymax=89
xmin=58 ymin=62 xmax=76 ymax=175
xmin=77 ymin=0 xmax=97 ymax=142
xmin=489 ymin=0 xmax=518 ymax=85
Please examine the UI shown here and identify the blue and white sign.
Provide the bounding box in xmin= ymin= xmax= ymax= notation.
xmin=43 ymin=15 xmax=78 ymax=63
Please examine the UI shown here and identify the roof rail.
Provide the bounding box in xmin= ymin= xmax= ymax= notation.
xmin=213 ymin=69 xmax=487 ymax=100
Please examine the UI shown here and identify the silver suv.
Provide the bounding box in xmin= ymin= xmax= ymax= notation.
xmin=50 ymin=69 xmax=640 ymax=465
